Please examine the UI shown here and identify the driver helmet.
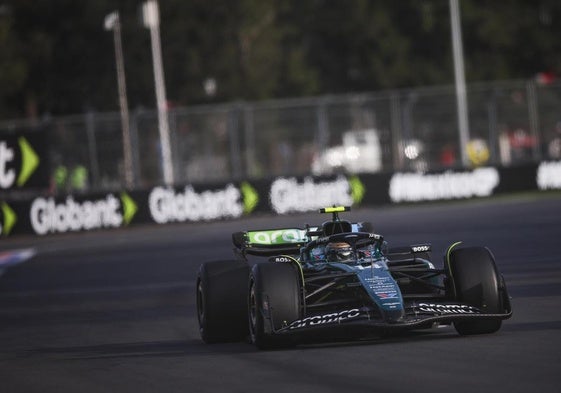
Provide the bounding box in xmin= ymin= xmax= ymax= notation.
xmin=325 ymin=242 xmax=355 ymax=263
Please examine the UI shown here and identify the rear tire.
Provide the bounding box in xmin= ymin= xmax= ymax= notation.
xmin=447 ymin=247 xmax=503 ymax=335
xmin=248 ymin=262 xmax=302 ymax=349
xmin=196 ymin=260 xmax=249 ymax=343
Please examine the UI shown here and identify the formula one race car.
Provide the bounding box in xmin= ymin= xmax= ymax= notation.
xmin=196 ymin=207 xmax=512 ymax=349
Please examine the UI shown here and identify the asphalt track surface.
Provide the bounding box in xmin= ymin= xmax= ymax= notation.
xmin=1 ymin=193 xmax=560 ymax=393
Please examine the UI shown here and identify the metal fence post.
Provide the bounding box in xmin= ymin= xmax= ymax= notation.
xmin=390 ymin=90 xmax=403 ymax=171
xmin=526 ymin=80 xmax=541 ymax=161
xmin=243 ymin=103 xmax=257 ymax=178
xmin=168 ymin=109 xmax=181 ymax=184
xmin=228 ymin=104 xmax=243 ymax=180
xmin=486 ymin=89 xmax=499 ymax=165
xmin=85 ymin=111 xmax=100 ymax=189
xmin=129 ymin=109 xmax=141 ymax=188
xmin=316 ymin=97 xmax=329 ymax=156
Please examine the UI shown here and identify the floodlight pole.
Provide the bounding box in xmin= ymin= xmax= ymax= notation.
xmin=104 ymin=11 xmax=134 ymax=189
xmin=142 ymin=0 xmax=174 ymax=186
xmin=449 ymin=0 xmax=470 ymax=167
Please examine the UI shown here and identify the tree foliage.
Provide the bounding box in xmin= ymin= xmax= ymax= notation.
xmin=0 ymin=0 xmax=560 ymax=119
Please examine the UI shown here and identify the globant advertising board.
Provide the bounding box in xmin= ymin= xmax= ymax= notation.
xmin=1 ymin=162 xmax=560 ymax=237
xmin=0 ymin=132 xmax=48 ymax=191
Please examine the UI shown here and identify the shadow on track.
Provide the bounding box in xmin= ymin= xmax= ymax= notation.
xmin=27 ymin=329 xmax=469 ymax=359
xmin=500 ymin=320 xmax=561 ymax=332
xmin=28 ymin=339 xmax=257 ymax=360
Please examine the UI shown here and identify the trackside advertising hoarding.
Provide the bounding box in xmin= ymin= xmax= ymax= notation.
xmin=388 ymin=167 xmax=500 ymax=202
xmin=268 ymin=175 xmax=373 ymax=214
xmin=0 ymin=132 xmax=49 ymax=191
xmin=1 ymin=192 xmax=140 ymax=236
xmin=0 ymin=182 xmax=265 ymax=236
xmin=146 ymin=182 xmax=263 ymax=223
xmin=1 ymin=162 xmax=560 ymax=237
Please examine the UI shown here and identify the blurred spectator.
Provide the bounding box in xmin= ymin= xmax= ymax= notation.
xmin=439 ymin=144 xmax=456 ymax=167
xmin=547 ymin=122 xmax=561 ymax=160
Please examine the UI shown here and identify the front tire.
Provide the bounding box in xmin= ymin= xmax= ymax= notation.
xmin=447 ymin=246 xmax=504 ymax=335
xmin=248 ymin=262 xmax=302 ymax=349
xmin=196 ymin=260 xmax=249 ymax=343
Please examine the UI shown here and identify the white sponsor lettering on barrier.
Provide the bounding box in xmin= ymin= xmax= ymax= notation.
xmin=148 ymin=184 xmax=243 ymax=224
xmin=270 ymin=176 xmax=352 ymax=214
xmin=0 ymin=141 xmax=16 ymax=189
xmin=30 ymin=195 xmax=122 ymax=235
xmin=537 ymin=161 xmax=561 ymax=190
xmin=388 ymin=167 xmax=499 ymax=202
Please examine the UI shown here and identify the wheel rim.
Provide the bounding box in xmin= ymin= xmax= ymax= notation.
xmin=248 ymin=281 xmax=257 ymax=341
xmin=196 ymin=280 xmax=205 ymax=328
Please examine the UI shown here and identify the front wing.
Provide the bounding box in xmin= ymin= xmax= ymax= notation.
xmin=270 ymin=300 xmax=513 ymax=336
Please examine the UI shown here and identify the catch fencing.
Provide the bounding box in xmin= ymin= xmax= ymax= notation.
xmin=1 ymin=79 xmax=560 ymax=194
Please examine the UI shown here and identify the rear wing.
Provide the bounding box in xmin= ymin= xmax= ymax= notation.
xmin=232 ymin=223 xmax=368 ymax=257
xmin=232 ymin=228 xmax=312 ymax=256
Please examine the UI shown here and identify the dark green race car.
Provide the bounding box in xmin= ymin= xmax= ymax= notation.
xmin=196 ymin=206 xmax=512 ymax=349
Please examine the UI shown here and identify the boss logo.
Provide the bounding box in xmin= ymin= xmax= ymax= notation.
xmin=412 ymin=245 xmax=430 ymax=253
xmin=274 ymin=256 xmax=292 ymax=263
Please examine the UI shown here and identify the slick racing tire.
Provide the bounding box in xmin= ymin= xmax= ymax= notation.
xmin=196 ymin=260 xmax=249 ymax=343
xmin=248 ymin=262 xmax=302 ymax=350
xmin=447 ymin=246 xmax=503 ymax=335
